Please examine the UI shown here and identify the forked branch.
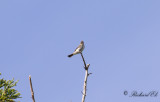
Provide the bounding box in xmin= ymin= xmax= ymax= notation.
xmin=80 ymin=53 xmax=91 ymax=102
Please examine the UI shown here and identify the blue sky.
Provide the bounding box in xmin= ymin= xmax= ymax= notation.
xmin=0 ymin=0 xmax=160 ymax=102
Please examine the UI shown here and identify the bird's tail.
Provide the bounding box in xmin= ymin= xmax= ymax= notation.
xmin=68 ymin=54 xmax=73 ymax=57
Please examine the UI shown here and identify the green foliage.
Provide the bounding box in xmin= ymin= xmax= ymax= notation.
xmin=0 ymin=73 xmax=21 ymax=102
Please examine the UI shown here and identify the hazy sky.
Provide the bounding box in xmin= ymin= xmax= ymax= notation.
xmin=0 ymin=0 xmax=160 ymax=102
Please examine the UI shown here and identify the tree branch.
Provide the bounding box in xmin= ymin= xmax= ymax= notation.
xmin=80 ymin=53 xmax=90 ymax=102
xmin=80 ymin=53 xmax=87 ymax=70
xmin=29 ymin=75 xmax=35 ymax=102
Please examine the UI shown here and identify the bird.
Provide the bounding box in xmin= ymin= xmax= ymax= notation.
xmin=68 ymin=41 xmax=85 ymax=57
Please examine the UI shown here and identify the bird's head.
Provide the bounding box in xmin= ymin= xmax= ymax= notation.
xmin=81 ymin=41 xmax=84 ymax=44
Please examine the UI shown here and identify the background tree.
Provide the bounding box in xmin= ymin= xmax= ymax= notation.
xmin=0 ymin=73 xmax=21 ymax=102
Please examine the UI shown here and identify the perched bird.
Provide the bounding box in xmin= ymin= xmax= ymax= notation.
xmin=68 ymin=41 xmax=85 ymax=57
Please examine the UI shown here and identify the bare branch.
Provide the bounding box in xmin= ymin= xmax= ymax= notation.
xmin=29 ymin=75 xmax=35 ymax=102
xmin=81 ymin=53 xmax=91 ymax=102
xmin=80 ymin=53 xmax=87 ymax=70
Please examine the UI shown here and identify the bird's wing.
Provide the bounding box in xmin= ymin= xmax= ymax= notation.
xmin=74 ymin=44 xmax=82 ymax=51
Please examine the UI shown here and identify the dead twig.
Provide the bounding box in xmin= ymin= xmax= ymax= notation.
xmin=80 ymin=53 xmax=90 ymax=102
xmin=29 ymin=75 xmax=35 ymax=102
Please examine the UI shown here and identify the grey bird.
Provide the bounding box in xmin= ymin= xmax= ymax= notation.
xmin=68 ymin=41 xmax=85 ymax=57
